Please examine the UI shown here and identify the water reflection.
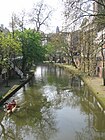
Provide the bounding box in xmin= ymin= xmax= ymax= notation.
xmin=0 ymin=86 xmax=58 ymax=140
xmin=0 ymin=64 xmax=105 ymax=140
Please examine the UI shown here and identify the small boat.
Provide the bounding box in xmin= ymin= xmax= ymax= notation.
xmin=6 ymin=104 xmax=17 ymax=114
xmin=4 ymin=99 xmax=17 ymax=114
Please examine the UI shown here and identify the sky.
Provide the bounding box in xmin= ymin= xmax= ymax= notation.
xmin=0 ymin=0 xmax=64 ymax=33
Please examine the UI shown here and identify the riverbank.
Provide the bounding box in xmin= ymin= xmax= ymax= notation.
xmin=0 ymin=78 xmax=20 ymax=98
xmin=1 ymin=63 xmax=105 ymax=110
xmin=0 ymin=72 xmax=34 ymax=105
xmin=55 ymin=63 xmax=105 ymax=110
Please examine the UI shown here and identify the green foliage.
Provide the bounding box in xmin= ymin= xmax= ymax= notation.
xmin=16 ymin=29 xmax=46 ymax=71
xmin=44 ymin=33 xmax=68 ymax=61
xmin=44 ymin=42 xmax=55 ymax=58
xmin=0 ymin=32 xmax=21 ymax=69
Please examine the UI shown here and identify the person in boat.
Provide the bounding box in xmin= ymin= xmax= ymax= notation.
xmin=5 ymin=99 xmax=17 ymax=113
xmin=11 ymin=99 xmax=16 ymax=107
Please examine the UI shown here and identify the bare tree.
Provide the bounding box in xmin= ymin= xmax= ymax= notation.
xmin=29 ymin=0 xmax=53 ymax=32
xmin=9 ymin=11 xmax=27 ymax=33
xmin=62 ymin=0 xmax=102 ymax=76
xmin=63 ymin=0 xmax=105 ymax=30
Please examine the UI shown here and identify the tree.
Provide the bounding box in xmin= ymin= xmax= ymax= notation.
xmin=63 ymin=0 xmax=105 ymax=30
xmin=93 ymin=0 xmax=105 ymax=31
xmin=79 ymin=20 xmax=97 ymax=76
xmin=44 ymin=42 xmax=55 ymax=61
xmin=45 ymin=33 xmax=68 ymax=63
xmin=62 ymin=0 xmax=105 ymax=75
xmin=29 ymin=0 xmax=52 ymax=32
xmin=44 ymin=32 xmax=79 ymax=67
xmin=0 ymin=32 xmax=21 ymax=65
xmin=0 ymin=31 xmax=21 ymax=85
xmin=9 ymin=11 xmax=28 ymax=39
xmin=16 ymin=29 xmax=45 ymax=74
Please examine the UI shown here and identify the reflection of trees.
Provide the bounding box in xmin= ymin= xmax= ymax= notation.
xmin=35 ymin=66 xmax=105 ymax=140
xmin=70 ymin=76 xmax=83 ymax=91
xmin=40 ymin=65 xmax=84 ymax=109
xmin=39 ymin=65 xmax=70 ymax=87
xmin=75 ymin=87 xmax=105 ymax=140
xmin=0 ymin=121 xmax=6 ymax=139
xmin=1 ymin=65 xmax=105 ymax=140
xmin=0 ymin=88 xmax=58 ymax=140
xmin=80 ymin=85 xmax=105 ymax=132
xmin=40 ymin=65 xmax=105 ymax=140
xmin=75 ymin=121 xmax=105 ymax=140
xmin=0 ymin=114 xmax=21 ymax=139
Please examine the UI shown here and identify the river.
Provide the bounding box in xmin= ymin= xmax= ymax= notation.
xmin=0 ymin=64 xmax=105 ymax=140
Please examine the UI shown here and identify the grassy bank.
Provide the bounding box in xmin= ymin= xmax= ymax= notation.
xmin=55 ymin=63 xmax=105 ymax=110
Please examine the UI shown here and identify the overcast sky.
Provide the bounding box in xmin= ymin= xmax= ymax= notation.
xmin=0 ymin=0 xmax=64 ymax=33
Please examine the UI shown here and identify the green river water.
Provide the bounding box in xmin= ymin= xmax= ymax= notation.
xmin=0 ymin=64 xmax=105 ymax=140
